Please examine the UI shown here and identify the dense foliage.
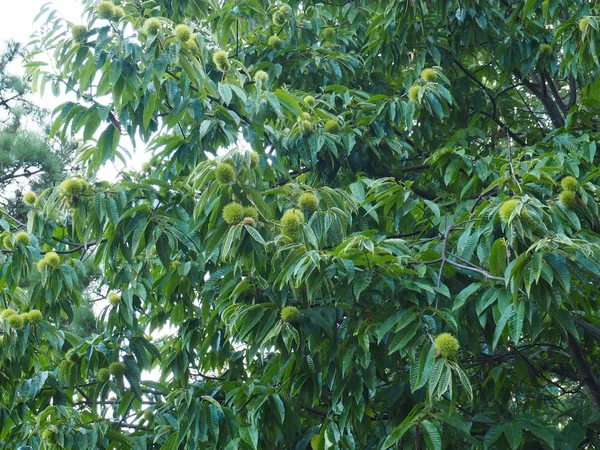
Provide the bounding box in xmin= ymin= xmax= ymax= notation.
xmin=1 ymin=0 xmax=600 ymax=448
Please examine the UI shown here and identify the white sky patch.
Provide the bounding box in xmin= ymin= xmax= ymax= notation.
xmin=0 ymin=1 xmax=83 ymax=117
xmin=1 ymin=0 xmax=150 ymax=181
xmin=0 ymin=1 xmax=83 ymax=44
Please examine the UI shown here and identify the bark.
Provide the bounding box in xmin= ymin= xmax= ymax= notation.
xmin=566 ymin=333 xmax=600 ymax=407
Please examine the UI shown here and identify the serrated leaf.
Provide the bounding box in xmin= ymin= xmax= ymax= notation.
xmin=422 ymin=420 xmax=442 ymax=450
xmin=455 ymin=365 xmax=473 ymax=401
xmin=436 ymin=364 xmax=452 ymax=399
xmin=218 ymin=83 xmax=232 ymax=105
xmin=489 ymin=238 xmax=508 ymax=277
xmin=156 ymin=232 xmax=171 ymax=268
xmin=353 ymin=269 xmax=373 ymax=298
xmin=412 ymin=343 xmax=436 ymax=391
xmin=270 ymin=394 xmax=285 ymax=424
xmin=266 ymin=91 xmax=284 ymax=119
xmin=428 ymin=358 xmax=445 ymax=400
xmin=244 ymin=224 xmax=266 ymax=245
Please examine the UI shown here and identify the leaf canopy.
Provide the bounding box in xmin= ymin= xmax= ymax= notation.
xmin=1 ymin=0 xmax=600 ymax=448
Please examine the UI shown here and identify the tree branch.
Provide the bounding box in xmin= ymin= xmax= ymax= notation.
xmin=566 ymin=334 xmax=600 ymax=406
xmin=567 ymin=74 xmax=577 ymax=109
xmin=0 ymin=168 xmax=45 ymax=183
xmin=514 ymin=69 xmax=565 ymax=128
xmin=543 ymin=70 xmax=568 ymax=116
xmin=572 ymin=315 xmax=600 ymax=343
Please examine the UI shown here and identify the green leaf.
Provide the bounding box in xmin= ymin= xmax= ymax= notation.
xmin=378 ymin=310 xmax=416 ymax=343
xmin=156 ymin=232 xmax=171 ymax=268
xmin=489 ymin=238 xmax=508 ymax=277
xmin=353 ymin=269 xmax=373 ymax=298
xmin=423 ymin=199 xmax=440 ymax=219
xmin=381 ymin=423 xmax=412 ymax=449
xmin=484 ymin=424 xmax=505 ymax=449
xmin=422 ymin=420 xmax=441 ymax=450
xmin=504 ymin=422 xmax=523 ymax=450
xmin=270 ymin=394 xmax=285 ymax=424
xmin=512 ymin=301 xmax=525 ymax=346
xmin=266 ymin=91 xmax=284 ymax=119
xmin=244 ymin=224 xmax=266 ymax=245
xmin=389 ymin=322 xmax=420 ymax=354
xmin=159 ymin=434 xmax=178 ymax=450
xmin=274 ymin=89 xmax=302 ymax=115
xmin=435 ymin=410 xmax=472 ymax=437
xmin=522 ymin=0 xmax=538 ymax=19
xmin=493 ymin=304 xmax=515 ymax=351
xmin=239 ymin=427 xmax=258 ymax=450
xmin=411 ymin=342 xmax=436 ymax=391
xmin=428 ymin=358 xmax=445 ymax=400
xmin=454 ymin=365 xmax=473 ymax=401
xmin=453 ymin=282 xmax=482 ymax=311
xmin=218 ymin=83 xmax=233 ymax=105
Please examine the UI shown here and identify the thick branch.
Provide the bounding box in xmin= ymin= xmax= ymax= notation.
xmin=410 ymin=186 xmax=436 ymax=200
xmin=0 ymin=168 xmax=44 ymax=184
xmin=567 ymin=74 xmax=577 ymax=109
xmin=47 ymin=239 xmax=106 ymax=255
xmin=454 ymin=60 xmax=497 ymax=118
xmin=400 ymin=164 xmax=431 ymax=173
xmin=572 ymin=316 xmax=600 ymax=343
xmin=454 ymin=61 xmax=527 ymax=146
xmin=0 ymin=208 xmax=27 ymax=228
xmin=566 ymin=334 xmax=600 ymax=406
xmin=514 ymin=69 xmax=565 ymax=128
xmin=445 ymin=258 xmax=505 ymax=281
xmin=544 ymin=71 xmax=568 ymax=116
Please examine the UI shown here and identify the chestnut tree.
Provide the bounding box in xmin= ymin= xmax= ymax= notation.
xmin=2 ymin=0 xmax=600 ymax=448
